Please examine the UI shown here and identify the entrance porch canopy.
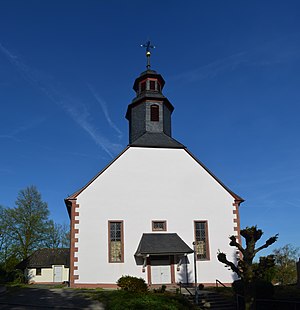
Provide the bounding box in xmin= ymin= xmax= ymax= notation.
xmin=135 ymin=233 xmax=193 ymax=256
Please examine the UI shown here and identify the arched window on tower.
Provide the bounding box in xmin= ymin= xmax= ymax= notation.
xmin=150 ymin=104 xmax=159 ymax=122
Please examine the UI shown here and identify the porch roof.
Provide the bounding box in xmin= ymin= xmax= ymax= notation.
xmin=135 ymin=233 xmax=193 ymax=256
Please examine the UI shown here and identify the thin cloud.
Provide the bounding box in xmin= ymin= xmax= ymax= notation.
xmin=87 ymin=83 xmax=123 ymax=139
xmin=0 ymin=168 xmax=14 ymax=175
xmin=0 ymin=118 xmax=45 ymax=142
xmin=0 ymin=43 xmax=17 ymax=59
xmin=0 ymin=134 xmax=21 ymax=142
xmin=0 ymin=42 xmax=121 ymax=158
xmin=62 ymin=101 xmax=120 ymax=157
xmin=171 ymin=35 xmax=300 ymax=83
xmin=170 ymin=51 xmax=248 ymax=83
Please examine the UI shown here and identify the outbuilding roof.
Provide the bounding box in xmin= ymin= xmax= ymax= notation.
xmin=16 ymin=248 xmax=70 ymax=269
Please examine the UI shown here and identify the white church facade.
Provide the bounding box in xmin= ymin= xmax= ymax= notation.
xmin=65 ymin=60 xmax=243 ymax=288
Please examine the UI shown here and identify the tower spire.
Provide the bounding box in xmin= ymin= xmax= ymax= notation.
xmin=141 ymin=40 xmax=155 ymax=70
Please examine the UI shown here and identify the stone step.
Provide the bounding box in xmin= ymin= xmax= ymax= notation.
xmin=183 ymin=290 xmax=235 ymax=310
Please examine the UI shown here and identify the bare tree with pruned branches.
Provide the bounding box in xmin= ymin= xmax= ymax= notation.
xmin=217 ymin=226 xmax=278 ymax=310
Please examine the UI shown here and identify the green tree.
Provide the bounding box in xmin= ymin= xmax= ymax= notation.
xmin=217 ymin=226 xmax=278 ymax=310
xmin=0 ymin=205 xmax=13 ymax=268
xmin=252 ymin=255 xmax=277 ymax=283
xmin=0 ymin=186 xmax=50 ymax=260
xmin=45 ymin=220 xmax=70 ymax=249
xmin=272 ymin=244 xmax=299 ymax=285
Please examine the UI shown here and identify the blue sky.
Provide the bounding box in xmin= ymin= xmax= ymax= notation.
xmin=0 ymin=1 xmax=299 ymax=254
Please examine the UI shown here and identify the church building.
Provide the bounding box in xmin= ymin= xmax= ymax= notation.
xmin=65 ymin=45 xmax=243 ymax=288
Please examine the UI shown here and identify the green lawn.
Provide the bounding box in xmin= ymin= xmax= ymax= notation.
xmin=80 ymin=289 xmax=195 ymax=310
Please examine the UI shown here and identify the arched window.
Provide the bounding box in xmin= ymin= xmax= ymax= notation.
xmin=150 ymin=104 xmax=159 ymax=122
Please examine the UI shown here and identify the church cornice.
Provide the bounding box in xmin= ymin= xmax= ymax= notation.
xmin=133 ymin=70 xmax=165 ymax=92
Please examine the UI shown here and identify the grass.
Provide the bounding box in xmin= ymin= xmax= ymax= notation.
xmin=2 ymin=283 xmax=29 ymax=293
xmin=4 ymin=282 xmax=299 ymax=309
xmin=80 ymin=289 xmax=196 ymax=310
xmin=4 ymin=282 xmax=68 ymax=290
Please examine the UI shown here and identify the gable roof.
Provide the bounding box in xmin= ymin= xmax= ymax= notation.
xmin=65 ymin=146 xmax=244 ymax=212
xmin=135 ymin=233 xmax=193 ymax=256
xmin=16 ymin=248 xmax=70 ymax=269
xmin=130 ymin=132 xmax=185 ymax=148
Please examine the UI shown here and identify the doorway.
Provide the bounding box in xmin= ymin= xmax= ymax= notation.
xmin=150 ymin=255 xmax=173 ymax=284
xmin=53 ymin=265 xmax=63 ymax=282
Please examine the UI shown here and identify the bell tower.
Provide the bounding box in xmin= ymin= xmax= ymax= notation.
xmin=125 ymin=42 xmax=184 ymax=148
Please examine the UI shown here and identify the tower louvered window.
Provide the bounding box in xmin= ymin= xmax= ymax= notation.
xmin=150 ymin=104 xmax=159 ymax=122
xmin=150 ymin=80 xmax=156 ymax=90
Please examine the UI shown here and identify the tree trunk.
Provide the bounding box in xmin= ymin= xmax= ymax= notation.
xmin=244 ymin=282 xmax=255 ymax=310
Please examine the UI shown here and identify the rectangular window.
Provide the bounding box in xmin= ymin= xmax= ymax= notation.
xmin=36 ymin=268 xmax=42 ymax=276
xmin=194 ymin=221 xmax=210 ymax=260
xmin=150 ymin=80 xmax=156 ymax=90
xmin=108 ymin=221 xmax=124 ymax=263
xmin=152 ymin=220 xmax=167 ymax=231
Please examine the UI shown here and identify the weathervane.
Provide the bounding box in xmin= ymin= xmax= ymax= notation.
xmin=141 ymin=40 xmax=155 ymax=69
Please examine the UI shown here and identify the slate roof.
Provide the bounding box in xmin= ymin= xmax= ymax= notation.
xmin=16 ymin=248 xmax=70 ymax=269
xmin=130 ymin=132 xmax=185 ymax=148
xmin=135 ymin=233 xmax=193 ymax=256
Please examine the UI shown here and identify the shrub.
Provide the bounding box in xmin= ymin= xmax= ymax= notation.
xmin=153 ymin=284 xmax=167 ymax=293
xmin=0 ymin=267 xmax=26 ymax=284
xmin=117 ymin=275 xmax=148 ymax=293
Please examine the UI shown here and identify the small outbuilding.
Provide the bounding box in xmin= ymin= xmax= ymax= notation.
xmin=16 ymin=248 xmax=69 ymax=284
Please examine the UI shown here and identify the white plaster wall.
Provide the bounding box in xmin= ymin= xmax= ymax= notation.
xmin=28 ymin=268 xmax=53 ymax=283
xmin=75 ymin=147 xmax=238 ymax=285
xmin=27 ymin=266 xmax=69 ymax=283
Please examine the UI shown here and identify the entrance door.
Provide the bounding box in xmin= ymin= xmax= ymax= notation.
xmin=150 ymin=256 xmax=171 ymax=284
xmin=152 ymin=264 xmax=171 ymax=284
xmin=53 ymin=266 xmax=63 ymax=282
